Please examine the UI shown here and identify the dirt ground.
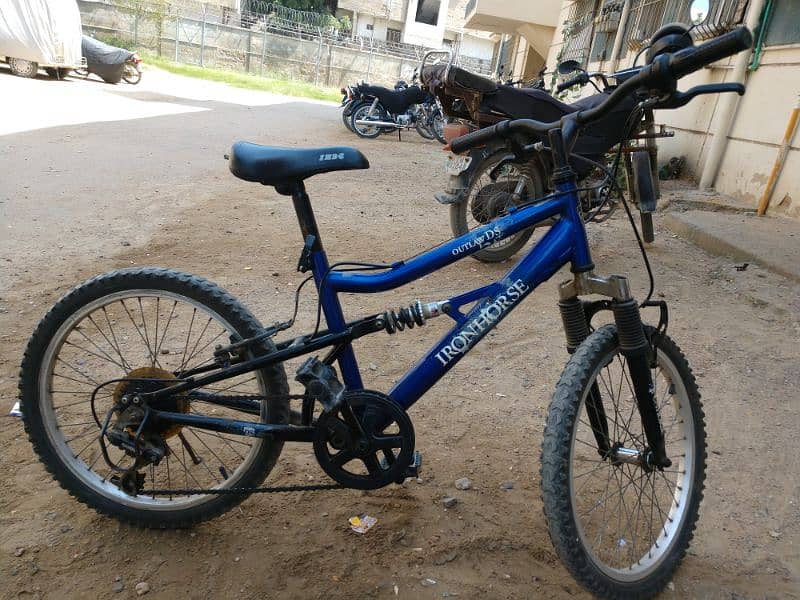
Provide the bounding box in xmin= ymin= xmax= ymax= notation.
xmin=1 ymin=69 xmax=798 ymax=600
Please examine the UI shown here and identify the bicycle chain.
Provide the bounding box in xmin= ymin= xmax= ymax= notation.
xmin=145 ymin=482 xmax=343 ymax=496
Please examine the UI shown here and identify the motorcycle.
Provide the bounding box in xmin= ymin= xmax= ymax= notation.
xmin=77 ymin=35 xmax=142 ymax=85
xmin=340 ymin=78 xmax=410 ymax=133
xmin=348 ymin=68 xmax=446 ymax=143
xmin=421 ymin=57 xmax=674 ymax=262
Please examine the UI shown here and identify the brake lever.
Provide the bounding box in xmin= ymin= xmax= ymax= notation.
xmin=654 ymin=83 xmax=745 ymax=109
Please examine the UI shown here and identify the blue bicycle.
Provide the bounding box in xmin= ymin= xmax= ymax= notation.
xmin=19 ymin=25 xmax=753 ymax=598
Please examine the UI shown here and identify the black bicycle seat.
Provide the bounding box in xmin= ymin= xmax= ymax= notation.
xmin=229 ymin=141 xmax=369 ymax=187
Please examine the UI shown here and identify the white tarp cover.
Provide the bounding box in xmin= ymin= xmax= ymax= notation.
xmin=0 ymin=0 xmax=82 ymax=66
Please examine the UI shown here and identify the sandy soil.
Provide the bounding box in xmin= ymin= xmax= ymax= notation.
xmin=0 ymin=69 xmax=798 ymax=600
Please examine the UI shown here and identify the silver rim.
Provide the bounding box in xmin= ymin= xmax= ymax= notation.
xmin=38 ymin=290 xmax=270 ymax=510
xmin=568 ymin=346 xmax=695 ymax=580
xmin=352 ymin=105 xmax=380 ymax=136
xmin=10 ymin=58 xmax=37 ymax=77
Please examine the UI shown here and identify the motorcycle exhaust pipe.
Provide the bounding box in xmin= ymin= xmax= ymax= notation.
xmin=354 ymin=119 xmax=398 ymax=128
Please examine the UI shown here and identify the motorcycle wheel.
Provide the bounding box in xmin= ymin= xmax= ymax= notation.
xmin=123 ymin=63 xmax=142 ymax=85
xmin=449 ymin=150 xmax=546 ymax=263
xmin=416 ymin=119 xmax=435 ymax=140
xmin=350 ymin=104 xmax=383 ymax=139
xmin=431 ymin=109 xmax=447 ymax=145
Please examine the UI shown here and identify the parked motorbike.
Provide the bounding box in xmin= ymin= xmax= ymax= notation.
xmin=340 ymin=78 xmax=414 ymax=133
xmin=77 ymin=35 xmax=142 ymax=84
xmin=349 ymin=78 xmax=446 ymax=143
xmin=421 ymin=58 xmax=674 ymax=261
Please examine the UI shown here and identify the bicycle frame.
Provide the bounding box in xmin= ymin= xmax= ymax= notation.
xmin=141 ymin=176 xmax=593 ymax=424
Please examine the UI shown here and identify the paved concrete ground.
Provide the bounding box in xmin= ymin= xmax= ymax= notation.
xmin=664 ymin=206 xmax=800 ymax=284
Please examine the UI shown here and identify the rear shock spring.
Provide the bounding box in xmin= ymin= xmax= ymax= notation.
xmin=383 ymin=301 xmax=426 ymax=334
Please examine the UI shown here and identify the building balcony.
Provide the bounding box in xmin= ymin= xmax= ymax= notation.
xmin=464 ymin=0 xmax=560 ymax=61
xmin=464 ymin=0 xmax=560 ymax=33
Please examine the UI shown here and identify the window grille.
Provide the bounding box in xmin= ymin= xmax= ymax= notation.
xmin=692 ymin=0 xmax=749 ymax=40
xmin=559 ymin=0 xmax=600 ymax=67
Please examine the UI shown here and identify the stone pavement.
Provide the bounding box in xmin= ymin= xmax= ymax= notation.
xmin=663 ymin=207 xmax=800 ymax=283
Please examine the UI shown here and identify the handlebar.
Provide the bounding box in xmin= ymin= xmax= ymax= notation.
xmin=556 ymin=72 xmax=589 ymax=94
xmin=450 ymin=27 xmax=753 ymax=155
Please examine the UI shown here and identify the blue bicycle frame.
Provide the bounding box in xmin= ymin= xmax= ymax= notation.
xmin=310 ymin=177 xmax=592 ymax=410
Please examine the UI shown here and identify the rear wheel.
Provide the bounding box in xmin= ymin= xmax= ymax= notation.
xmin=122 ymin=62 xmax=141 ymax=85
xmin=9 ymin=57 xmax=38 ymax=78
xmin=19 ymin=268 xmax=290 ymax=528
xmin=430 ymin=108 xmax=447 ymax=144
xmin=45 ymin=67 xmax=71 ymax=79
xmin=449 ymin=151 xmax=546 ymax=263
xmin=350 ymin=103 xmax=383 ymax=139
xmin=541 ymin=324 xmax=705 ymax=599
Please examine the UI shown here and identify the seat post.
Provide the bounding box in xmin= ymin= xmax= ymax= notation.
xmin=289 ymin=181 xmax=323 ymax=251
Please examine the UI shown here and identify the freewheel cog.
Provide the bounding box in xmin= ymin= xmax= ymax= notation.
xmin=112 ymin=367 xmax=188 ymax=438
xmin=313 ymin=390 xmax=414 ymax=490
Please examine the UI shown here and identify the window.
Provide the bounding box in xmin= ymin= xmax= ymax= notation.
xmin=590 ymin=31 xmax=616 ymax=63
xmin=691 ymin=0 xmax=748 ymax=40
xmin=559 ymin=0 xmax=598 ymax=66
xmin=415 ymin=0 xmax=441 ymax=26
xmin=623 ymin=0 xmax=692 ymax=52
xmin=764 ymin=0 xmax=800 ymax=46
xmin=366 ymin=23 xmax=374 ymax=31
xmin=387 ymin=28 xmax=402 ymax=43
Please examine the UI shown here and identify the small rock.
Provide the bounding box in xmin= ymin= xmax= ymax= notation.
xmin=271 ymin=272 xmax=280 ymax=277
xmin=442 ymin=496 xmax=458 ymax=509
xmin=121 ymin=241 xmax=131 ymax=247
xmin=434 ymin=550 xmax=458 ymax=565
xmin=160 ymin=348 xmax=170 ymax=355
xmin=14 ymin=547 xmax=25 ymax=557
xmin=115 ymin=576 xmax=122 ymax=582
xmin=368 ymin=362 xmax=378 ymax=371
xmin=769 ymin=530 xmax=782 ymax=539
xmin=60 ymin=524 xmax=72 ymax=533
xmin=135 ymin=581 xmax=150 ymax=596
xmin=389 ymin=529 xmax=406 ymax=544
xmin=421 ymin=578 xmax=437 ymax=587
xmin=234 ymin=556 xmax=241 ymax=562
xmin=667 ymin=581 xmax=675 ymax=591
xmin=454 ymin=477 xmax=472 ymax=490
xmin=501 ymin=482 xmax=514 ymax=490
xmin=112 ymin=581 xmax=124 ymax=593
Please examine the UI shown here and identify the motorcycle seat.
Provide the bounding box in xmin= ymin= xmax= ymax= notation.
xmin=229 ymin=142 xmax=369 ymax=187
xmin=358 ymin=84 xmax=428 ymax=114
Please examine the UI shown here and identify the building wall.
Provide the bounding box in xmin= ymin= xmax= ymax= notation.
xmin=546 ymin=0 xmax=800 ymax=219
xmin=402 ymin=0 xmax=449 ymax=47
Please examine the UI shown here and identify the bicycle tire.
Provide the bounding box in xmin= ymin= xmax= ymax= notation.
xmin=19 ymin=267 xmax=290 ymax=528
xmin=541 ymin=324 xmax=705 ymax=599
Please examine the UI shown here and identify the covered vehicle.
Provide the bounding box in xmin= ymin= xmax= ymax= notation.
xmin=80 ymin=35 xmax=137 ymax=84
xmin=0 ymin=0 xmax=82 ymax=78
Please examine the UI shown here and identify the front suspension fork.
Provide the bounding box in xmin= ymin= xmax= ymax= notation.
xmin=558 ymin=272 xmax=670 ymax=469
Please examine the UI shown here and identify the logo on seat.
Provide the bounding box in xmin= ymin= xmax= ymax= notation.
xmin=319 ymin=152 xmax=345 ymax=161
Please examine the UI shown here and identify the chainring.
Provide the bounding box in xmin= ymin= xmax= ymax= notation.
xmin=313 ymin=390 xmax=414 ymax=490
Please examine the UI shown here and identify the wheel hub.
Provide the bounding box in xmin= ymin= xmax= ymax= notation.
xmin=113 ymin=367 xmax=188 ymax=438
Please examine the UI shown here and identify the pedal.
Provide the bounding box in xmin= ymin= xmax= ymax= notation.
xmin=405 ymin=451 xmax=422 ymax=479
xmin=295 ymin=357 xmax=344 ymax=412
xmin=384 ymin=450 xmax=422 ymax=483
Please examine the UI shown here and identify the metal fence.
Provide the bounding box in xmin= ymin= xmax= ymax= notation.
xmin=78 ymin=0 xmax=492 ymax=89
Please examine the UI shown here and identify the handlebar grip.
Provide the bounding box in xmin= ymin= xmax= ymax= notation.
xmin=450 ymin=123 xmax=502 ymax=154
xmin=668 ymin=26 xmax=753 ymax=79
xmin=556 ymin=73 xmax=588 ymax=94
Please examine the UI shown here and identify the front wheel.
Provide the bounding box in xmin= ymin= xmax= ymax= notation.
xmin=19 ymin=268 xmax=290 ymax=528
xmin=541 ymin=324 xmax=705 ymax=599
xmin=430 ymin=109 xmax=447 ymax=144
xmin=122 ymin=62 xmax=141 ymax=84
xmin=350 ymin=103 xmax=383 ymax=139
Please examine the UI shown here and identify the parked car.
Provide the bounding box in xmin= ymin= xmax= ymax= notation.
xmin=0 ymin=0 xmax=83 ymax=78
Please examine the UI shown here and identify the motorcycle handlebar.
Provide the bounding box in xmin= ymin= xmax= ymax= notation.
xmin=449 ymin=26 xmax=753 ymax=155
xmin=556 ymin=72 xmax=589 ymax=94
